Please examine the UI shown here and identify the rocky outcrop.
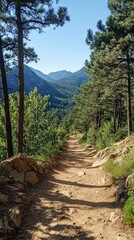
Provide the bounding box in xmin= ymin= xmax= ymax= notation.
xmin=0 ymin=153 xmax=55 ymax=186
xmin=92 ymin=137 xmax=134 ymax=168
xmin=0 ymin=153 xmax=57 ymax=240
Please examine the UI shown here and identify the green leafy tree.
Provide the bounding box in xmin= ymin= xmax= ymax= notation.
xmin=1 ymin=0 xmax=70 ymax=154
xmin=24 ymin=88 xmax=49 ymax=155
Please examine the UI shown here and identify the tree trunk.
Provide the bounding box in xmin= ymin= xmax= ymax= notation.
xmin=113 ymin=99 xmax=117 ymax=133
xmin=126 ymin=53 xmax=132 ymax=135
xmin=117 ymin=95 xmax=122 ymax=130
xmin=16 ymin=4 xmax=24 ymax=153
xmin=0 ymin=36 xmax=13 ymax=157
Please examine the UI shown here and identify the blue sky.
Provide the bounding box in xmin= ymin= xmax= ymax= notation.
xmin=28 ymin=0 xmax=110 ymax=74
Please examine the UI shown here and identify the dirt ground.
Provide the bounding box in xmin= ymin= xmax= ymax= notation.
xmin=15 ymin=137 xmax=134 ymax=240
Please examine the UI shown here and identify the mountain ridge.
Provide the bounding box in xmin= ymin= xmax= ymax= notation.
xmin=0 ymin=65 xmax=88 ymax=107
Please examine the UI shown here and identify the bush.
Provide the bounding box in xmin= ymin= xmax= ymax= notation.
xmin=114 ymin=127 xmax=127 ymax=142
xmin=96 ymin=122 xmax=114 ymax=149
xmin=124 ymin=194 xmax=134 ymax=224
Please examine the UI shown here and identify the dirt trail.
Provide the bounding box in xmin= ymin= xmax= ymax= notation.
xmin=15 ymin=137 xmax=133 ymax=240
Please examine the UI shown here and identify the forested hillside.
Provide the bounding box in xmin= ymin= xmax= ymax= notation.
xmin=0 ymin=65 xmax=66 ymax=104
xmin=69 ymin=0 xmax=134 ymax=149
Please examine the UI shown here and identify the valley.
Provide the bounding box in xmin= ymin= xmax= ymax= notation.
xmin=0 ymin=65 xmax=88 ymax=108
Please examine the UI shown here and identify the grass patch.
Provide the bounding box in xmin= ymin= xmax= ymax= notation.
xmin=105 ymin=149 xmax=134 ymax=179
xmin=124 ymin=175 xmax=134 ymax=225
xmin=105 ymin=148 xmax=134 ymax=225
xmin=124 ymin=195 xmax=134 ymax=224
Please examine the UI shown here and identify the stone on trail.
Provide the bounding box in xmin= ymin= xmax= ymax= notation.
xmin=116 ymin=233 xmax=128 ymax=240
xmin=109 ymin=211 xmax=119 ymax=223
xmin=77 ymin=171 xmax=85 ymax=177
xmin=60 ymin=190 xmax=72 ymax=197
xmin=68 ymin=208 xmax=77 ymax=215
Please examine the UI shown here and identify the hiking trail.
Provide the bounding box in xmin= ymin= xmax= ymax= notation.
xmin=15 ymin=137 xmax=134 ymax=240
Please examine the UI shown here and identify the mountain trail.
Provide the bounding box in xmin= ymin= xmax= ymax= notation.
xmin=15 ymin=137 xmax=134 ymax=240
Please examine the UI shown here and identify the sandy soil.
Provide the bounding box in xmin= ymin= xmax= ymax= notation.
xmin=15 ymin=137 xmax=134 ymax=240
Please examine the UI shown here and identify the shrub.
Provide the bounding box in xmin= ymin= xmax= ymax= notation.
xmin=96 ymin=121 xmax=114 ymax=149
xmin=124 ymin=194 xmax=134 ymax=224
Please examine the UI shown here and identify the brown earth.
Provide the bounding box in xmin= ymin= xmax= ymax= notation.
xmin=14 ymin=137 xmax=134 ymax=240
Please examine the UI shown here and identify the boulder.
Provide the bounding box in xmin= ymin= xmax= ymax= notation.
xmin=11 ymin=155 xmax=31 ymax=173
xmin=11 ymin=170 xmax=25 ymax=183
xmin=92 ymin=157 xmax=108 ymax=167
xmin=10 ymin=206 xmax=22 ymax=228
xmin=25 ymin=171 xmax=38 ymax=185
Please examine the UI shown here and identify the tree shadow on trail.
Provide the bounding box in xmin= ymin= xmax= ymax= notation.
xmin=15 ymin=139 xmax=117 ymax=240
xmin=49 ymin=176 xmax=112 ymax=189
xmin=15 ymin=174 xmax=117 ymax=240
xmin=15 ymin=184 xmax=96 ymax=239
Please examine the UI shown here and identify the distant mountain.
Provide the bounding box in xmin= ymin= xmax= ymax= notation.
xmin=0 ymin=65 xmax=89 ymax=107
xmin=47 ymin=70 xmax=73 ymax=81
xmin=30 ymin=67 xmax=53 ymax=82
xmin=0 ymin=65 xmax=66 ymax=107
xmin=54 ymin=67 xmax=88 ymax=89
xmin=73 ymin=67 xmax=88 ymax=79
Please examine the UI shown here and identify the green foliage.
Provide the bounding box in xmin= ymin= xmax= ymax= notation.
xmin=78 ymin=122 xmax=127 ymax=150
xmin=124 ymin=195 xmax=134 ymax=225
xmin=96 ymin=122 xmax=114 ymax=149
xmin=105 ymin=147 xmax=134 ymax=225
xmin=0 ymin=88 xmax=67 ymax=161
xmin=70 ymin=0 xmax=134 ymax=149
xmin=124 ymin=174 xmax=134 ymax=225
xmin=105 ymin=149 xmax=134 ymax=179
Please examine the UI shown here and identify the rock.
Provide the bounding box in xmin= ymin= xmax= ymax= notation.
xmin=109 ymin=212 xmax=119 ymax=223
xmin=116 ymin=233 xmax=128 ymax=240
xmin=15 ymin=198 xmax=22 ymax=204
xmin=78 ymin=171 xmax=85 ymax=177
xmin=1 ymin=161 xmax=13 ymax=173
xmin=92 ymin=157 xmax=108 ymax=167
xmin=83 ymin=144 xmax=93 ymax=151
xmin=25 ymin=171 xmax=38 ymax=185
xmin=12 ymin=155 xmax=31 ymax=173
xmin=61 ymin=190 xmax=72 ymax=197
xmin=21 ymin=195 xmax=31 ymax=205
xmin=125 ymin=172 xmax=134 ymax=188
xmin=0 ymin=193 xmax=9 ymax=203
xmin=86 ymin=149 xmax=97 ymax=157
xmin=10 ymin=206 xmax=22 ymax=228
xmin=68 ymin=208 xmax=77 ymax=215
xmin=121 ymin=147 xmax=130 ymax=155
xmin=50 ymin=222 xmax=58 ymax=227
xmin=50 ymin=230 xmax=56 ymax=235
xmin=11 ymin=170 xmax=25 ymax=183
